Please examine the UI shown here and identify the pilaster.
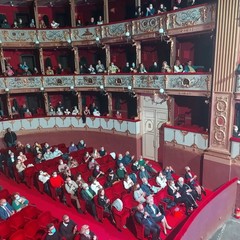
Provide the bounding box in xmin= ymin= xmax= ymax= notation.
xmin=69 ymin=0 xmax=76 ymax=27
xmin=103 ymin=0 xmax=109 ymax=24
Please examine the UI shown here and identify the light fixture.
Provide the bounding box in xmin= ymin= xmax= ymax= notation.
xmin=35 ymin=39 xmax=39 ymax=45
xmin=10 ymin=1 xmax=14 ymax=7
xmin=40 ymin=87 xmax=44 ymax=91
xmin=67 ymin=38 xmax=71 ymax=44
xmin=49 ymin=1 xmax=53 ymax=7
xmin=70 ymin=86 xmax=74 ymax=90
xmin=127 ymin=85 xmax=132 ymax=91
xmin=127 ymin=85 xmax=136 ymax=98
xmin=5 ymin=88 xmax=9 ymax=92
xmin=99 ymin=85 xmax=104 ymax=90
xmin=158 ymin=28 xmax=171 ymax=43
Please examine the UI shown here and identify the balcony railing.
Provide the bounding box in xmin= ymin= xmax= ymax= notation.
xmin=0 ymin=3 xmax=216 ymax=47
xmin=235 ymin=75 xmax=240 ymax=93
xmin=0 ymin=73 xmax=212 ymax=94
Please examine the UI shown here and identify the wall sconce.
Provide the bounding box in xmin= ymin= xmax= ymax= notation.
xmin=99 ymin=85 xmax=108 ymax=96
xmin=40 ymin=87 xmax=44 ymax=92
xmin=127 ymin=85 xmax=136 ymax=98
xmin=70 ymin=86 xmax=74 ymax=90
xmin=95 ymin=36 xmax=102 ymax=47
xmin=99 ymin=85 xmax=104 ymax=90
xmin=67 ymin=38 xmax=72 ymax=44
xmin=10 ymin=1 xmax=14 ymax=7
xmin=5 ymin=88 xmax=9 ymax=92
xmin=127 ymin=85 xmax=132 ymax=91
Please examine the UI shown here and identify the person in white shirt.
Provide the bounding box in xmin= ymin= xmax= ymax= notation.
xmin=90 ymin=177 xmax=102 ymax=195
xmin=93 ymin=108 xmax=100 ymax=116
xmin=38 ymin=170 xmax=50 ymax=193
xmin=64 ymin=109 xmax=71 ymax=115
xmin=52 ymin=147 xmax=63 ymax=158
xmin=156 ymin=171 xmax=167 ymax=189
xmin=72 ymin=106 xmax=79 ymax=115
xmin=51 ymin=20 xmax=59 ymax=28
xmin=123 ymin=174 xmax=134 ymax=191
xmin=173 ymin=59 xmax=184 ymax=73
xmin=56 ymin=107 xmax=63 ymax=115
xmin=44 ymin=148 xmax=54 ymax=161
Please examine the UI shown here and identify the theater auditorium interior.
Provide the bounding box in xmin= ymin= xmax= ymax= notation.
xmin=0 ymin=0 xmax=239 ymax=239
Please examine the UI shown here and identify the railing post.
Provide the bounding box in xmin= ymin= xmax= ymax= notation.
xmin=33 ymin=0 xmax=39 ymax=28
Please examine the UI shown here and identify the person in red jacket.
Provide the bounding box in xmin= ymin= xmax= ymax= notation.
xmin=49 ymin=172 xmax=64 ymax=200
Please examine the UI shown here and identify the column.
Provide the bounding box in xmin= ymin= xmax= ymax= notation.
xmin=6 ymin=93 xmax=12 ymax=118
xmin=77 ymin=91 xmax=82 ymax=114
xmin=39 ymin=48 xmax=45 ymax=74
xmin=73 ymin=47 xmax=80 ymax=74
xmin=43 ymin=92 xmax=49 ymax=115
xmin=105 ymin=44 xmax=110 ymax=68
xmin=103 ymin=0 xmax=109 ymax=24
xmin=0 ymin=48 xmax=5 ymax=74
xmin=33 ymin=0 xmax=39 ymax=28
xmin=108 ymin=92 xmax=112 ymax=116
xmin=203 ymin=0 xmax=240 ymax=190
xmin=69 ymin=0 xmax=76 ymax=27
xmin=135 ymin=41 xmax=141 ymax=66
xmin=169 ymin=37 xmax=176 ymax=67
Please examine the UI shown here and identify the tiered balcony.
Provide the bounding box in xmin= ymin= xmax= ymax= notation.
xmin=0 ymin=3 xmax=216 ymax=47
xmin=0 ymin=73 xmax=212 ymax=95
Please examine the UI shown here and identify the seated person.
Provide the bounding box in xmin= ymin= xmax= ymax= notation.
xmin=56 ymin=107 xmax=63 ymax=115
xmin=90 ymin=177 xmax=102 ymax=195
xmin=16 ymin=141 xmax=25 ymax=151
xmin=78 ymin=139 xmax=86 ymax=150
xmin=105 ymin=168 xmax=119 ymax=187
xmin=138 ymin=155 xmax=157 ymax=174
xmin=45 ymin=223 xmax=62 ymax=240
xmin=130 ymin=62 xmax=137 ymax=73
xmin=76 ymin=19 xmax=82 ymax=27
xmin=44 ymin=148 xmax=54 ymax=161
xmin=133 ymin=183 xmax=146 ymax=203
xmin=98 ymin=189 xmax=113 ymax=219
xmin=72 ymin=106 xmax=79 ymax=115
xmin=80 ymin=224 xmax=98 ymax=240
xmin=51 ymin=20 xmax=59 ymax=28
xmin=38 ymin=170 xmax=50 ymax=193
xmin=149 ymin=62 xmax=160 ymax=72
xmin=0 ymin=198 xmax=15 ymax=220
xmin=15 ymin=159 xmax=26 ymax=180
xmin=163 ymin=166 xmax=175 ymax=180
xmin=156 ymin=171 xmax=167 ymax=189
xmin=56 ymin=63 xmax=64 ymax=75
xmin=115 ymin=110 xmax=122 ymax=119
xmin=88 ymin=157 xmax=98 ymax=170
xmin=75 ymin=173 xmax=86 ymax=189
xmin=173 ymin=59 xmax=184 ymax=73
xmin=99 ymin=146 xmax=107 ymax=157
xmin=64 ymin=109 xmax=71 ymax=115
xmin=135 ymin=203 xmax=160 ymax=240
xmin=24 ymin=109 xmax=32 ymax=117
xmin=161 ymin=61 xmax=172 ymax=73
xmin=12 ymin=192 xmax=29 ymax=212
xmin=138 ymin=63 xmax=147 ymax=73
xmin=93 ymin=165 xmax=105 ymax=179
xmin=88 ymin=64 xmax=96 ymax=74
xmin=83 ymin=106 xmax=90 ymax=116
xmin=122 ymin=62 xmax=131 ymax=73
xmin=233 ymin=125 xmax=240 ymax=137
xmin=96 ymin=60 xmax=105 ymax=73
xmin=158 ymin=3 xmax=167 ymax=13
xmin=49 ymin=106 xmax=56 ymax=116
xmin=141 ymin=177 xmax=161 ymax=196
xmin=139 ymin=166 xmax=151 ymax=180
xmin=184 ymin=60 xmax=204 ymax=73
xmin=81 ymin=183 xmax=98 ymax=220
xmin=146 ymin=3 xmax=155 ymax=16
xmin=93 ymin=108 xmax=100 ymax=116
xmin=117 ymin=163 xmax=137 ymax=183
xmin=68 ymin=142 xmax=78 ymax=153
xmin=92 ymin=148 xmax=100 ymax=159
xmin=58 ymin=159 xmax=71 ymax=177
xmin=5 ymin=65 xmax=14 ymax=76
xmin=39 ymin=19 xmax=47 ymax=28
xmin=108 ymin=62 xmax=120 ymax=74
xmin=17 ymin=151 xmax=27 ymax=162
xmin=123 ymin=173 xmax=134 ymax=192
xmin=59 ymin=215 xmax=78 ymax=240
xmin=145 ymin=195 xmax=172 ymax=235
xmin=35 ymin=152 xmax=44 ymax=164
xmin=45 ymin=66 xmax=54 ymax=75
xmin=52 ymin=147 xmax=63 ymax=158
xmin=97 ymin=16 xmax=103 ymax=25
xmin=67 ymin=156 xmax=79 ymax=168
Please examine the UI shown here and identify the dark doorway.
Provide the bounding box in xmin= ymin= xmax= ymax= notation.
xmin=21 ymin=55 xmax=36 ymax=72
xmin=55 ymin=13 xmax=71 ymax=27
xmin=26 ymin=93 xmax=44 ymax=114
xmin=58 ymin=53 xmax=74 ymax=73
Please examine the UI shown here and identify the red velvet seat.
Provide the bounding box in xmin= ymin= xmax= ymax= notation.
xmin=9 ymin=229 xmax=26 ymax=240
xmin=21 ymin=205 xmax=42 ymax=221
xmin=0 ymin=189 xmax=11 ymax=202
xmin=24 ymin=166 xmax=36 ymax=188
xmin=132 ymin=211 xmax=148 ymax=240
xmin=112 ymin=181 xmax=127 ymax=198
xmin=37 ymin=211 xmax=59 ymax=230
xmin=23 ymin=219 xmax=41 ymax=239
xmin=122 ymin=193 xmax=138 ymax=211
xmin=112 ymin=207 xmax=130 ymax=231
xmin=93 ymin=195 xmax=105 ymax=222
xmin=0 ymin=219 xmax=14 ymax=239
xmin=9 ymin=211 xmax=28 ymax=231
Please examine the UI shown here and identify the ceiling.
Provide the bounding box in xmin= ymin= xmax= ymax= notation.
xmin=0 ymin=0 xmax=104 ymax=7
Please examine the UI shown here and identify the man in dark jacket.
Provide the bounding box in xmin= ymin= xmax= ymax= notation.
xmin=4 ymin=128 xmax=17 ymax=147
xmin=59 ymin=215 xmax=77 ymax=240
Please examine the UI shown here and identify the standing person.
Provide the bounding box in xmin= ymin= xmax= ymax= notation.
xmin=59 ymin=214 xmax=78 ymax=240
xmin=4 ymin=128 xmax=17 ymax=147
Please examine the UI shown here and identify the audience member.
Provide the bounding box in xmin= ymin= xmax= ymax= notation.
xmin=39 ymin=19 xmax=47 ymax=28
xmin=88 ymin=157 xmax=98 ymax=170
xmin=59 ymin=214 xmax=78 ymax=240
xmin=138 ymin=155 xmax=157 ymax=174
xmin=44 ymin=148 xmax=54 ymax=160
xmin=145 ymin=195 xmax=172 ymax=235
xmin=141 ymin=177 xmax=160 ymax=196
xmin=135 ymin=203 xmax=160 ymax=240
xmin=233 ymin=125 xmax=240 ymax=137
xmin=56 ymin=63 xmax=64 ymax=74
xmin=93 ymin=165 xmax=105 ymax=179
xmin=133 ymin=183 xmax=146 ymax=203
xmin=80 ymin=224 xmax=98 ymax=240
xmin=91 ymin=148 xmax=100 ymax=159
xmin=90 ymin=177 xmax=102 ymax=195
xmin=45 ymin=223 xmax=62 ymax=240
xmin=65 ymin=177 xmax=82 ymax=213
xmin=51 ymin=20 xmax=60 ymax=28
xmin=49 ymin=171 xmax=64 ymax=199
xmin=46 ymin=66 xmax=54 ymax=75
xmin=149 ymin=62 xmax=160 ymax=72
xmin=72 ymin=106 xmax=79 ymax=115
xmin=158 ymin=3 xmax=167 ymax=13
xmin=78 ymin=140 xmax=86 ymax=150
xmin=156 ymin=171 xmax=167 ymax=189
xmin=161 ymin=61 xmax=172 ymax=73
xmin=12 ymin=20 xmax=18 ymax=28
xmin=138 ymin=63 xmax=147 ymax=73
xmin=88 ymin=17 xmax=95 ymax=25
xmin=163 ymin=166 xmax=174 ymax=180
xmin=139 ymin=166 xmax=151 ymax=180
xmin=68 ymin=156 xmax=79 ymax=168
xmin=146 ymin=3 xmax=155 ymax=16
xmin=76 ymin=19 xmax=82 ymax=27
xmin=130 ymin=62 xmax=137 ymax=73
xmin=115 ymin=111 xmax=122 ymax=119
xmin=81 ymin=183 xmax=98 ymax=220
xmin=122 ymin=62 xmax=131 ymax=73
xmin=58 ymin=159 xmax=71 ymax=177
xmin=0 ymin=198 xmax=15 ymax=220
xmin=12 ymin=192 xmax=29 ymax=212
xmin=68 ymin=142 xmax=78 ymax=153
xmin=123 ymin=173 xmax=134 ymax=191
xmin=184 ymin=60 xmax=203 ymax=72
xmin=88 ymin=64 xmax=96 ymax=74
xmin=64 ymin=109 xmax=71 ymax=115
xmin=108 ymin=62 xmax=120 ymax=74
xmin=97 ymin=16 xmax=103 ymax=25
xmin=173 ymin=59 xmax=184 ymax=73
xmin=5 ymin=65 xmax=14 ymax=76
xmin=38 ymin=170 xmax=50 ymax=193
xmin=1 ymin=19 xmax=10 ymax=28
xmin=96 ymin=60 xmax=105 ymax=73
xmin=4 ymin=127 xmax=17 ymax=147
xmin=105 ymin=168 xmax=119 ymax=187
xmin=98 ymin=146 xmax=106 ymax=157
xmin=15 ymin=159 xmax=26 ymax=180
xmin=53 ymin=147 xmax=63 ymax=158
xmin=29 ymin=19 xmax=35 ymax=28
xmin=17 ymin=18 xmax=23 ymax=28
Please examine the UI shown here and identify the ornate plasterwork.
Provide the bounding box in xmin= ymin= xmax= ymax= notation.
xmin=71 ymin=27 xmax=98 ymax=41
xmin=212 ymin=96 xmax=228 ymax=146
xmin=134 ymin=75 xmax=165 ymax=89
xmin=43 ymin=76 xmax=74 ymax=87
xmin=75 ymin=75 xmax=103 ymax=87
xmin=6 ymin=76 xmax=42 ymax=89
xmin=133 ymin=16 xmax=159 ymax=35
xmin=38 ymin=29 xmax=69 ymax=42
xmin=103 ymin=22 xmax=130 ymax=37
xmin=166 ymin=74 xmax=210 ymax=91
xmin=1 ymin=30 xmax=36 ymax=42
xmin=105 ymin=75 xmax=132 ymax=88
